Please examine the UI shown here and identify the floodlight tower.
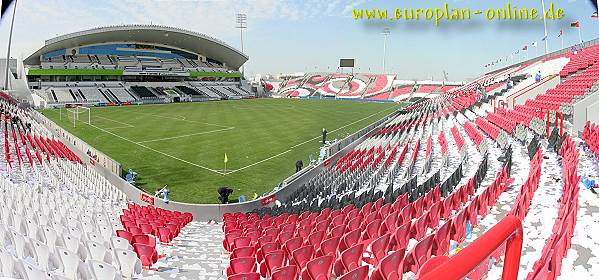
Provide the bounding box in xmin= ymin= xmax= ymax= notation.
xmin=4 ymin=0 xmax=17 ymax=90
xmin=382 ymin=28 xmax=390 ymax=73
xmin=236 ymin=13 xmax=247 ymax=78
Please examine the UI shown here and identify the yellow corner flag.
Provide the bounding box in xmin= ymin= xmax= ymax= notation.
xmin=224 ymin=153 xmax=228 ymax=163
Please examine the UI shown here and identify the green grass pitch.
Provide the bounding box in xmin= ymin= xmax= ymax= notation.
xmin=41 ymin=98 xmax=400 ymax=203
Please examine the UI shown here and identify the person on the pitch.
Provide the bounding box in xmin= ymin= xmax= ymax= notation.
xmin=295 ymin=159 xmax=303 ymax=173
xmin=322 ymin=128 xmax=327 ymax=144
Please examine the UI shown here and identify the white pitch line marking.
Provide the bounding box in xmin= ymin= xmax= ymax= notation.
xmin=136 ymin=127 xmax=235 ymax=144
xmin=223 ymin=106 xmax=398 ymax=175
xmin=104 ymin=126 xmax=135 ymax=130
xmin=84 ymin=122 xmax=225 ymax=175
xmin=124 ymin=109 xmax=230 ymax=128
xmin=95 ymin=116 xmax=135 ymax=127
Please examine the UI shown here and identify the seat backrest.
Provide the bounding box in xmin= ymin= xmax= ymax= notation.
xmin=377 ymin=248 xmax=406 ymax=280
xmin=392 ymin=221 xmax=411 ymax=251
xmin=115 ymin=249 xmax=142 ymax=278
xmin=88 ymin=260 xmax=117 ymax=280
xmin=56 ymin=247 xmax=81 ymax=279
xmin=308 ymin=231 xmax=325 ymax=249
xmin=42 ymin=226 xmax=58 ymax=247
xmin=30 ymin=239 xmax=51 ymax=271
xmin=341 ymin=228 xmax=361 ymax=252
xmin=234 ymin=236 xmax=252 ymax=248
xmin=413 ymin=234 xmax=435 ymax=270
xmin=330 ymin=224 xmax=346 ymax=239
xmin=62 ymin=233 xmax=81 ymax=253
xmin=0 ymin=250 xmax=16 ymax=278
xmin=264 ymin=251 xmax=285 ymax=274
xmin=271 ymin=265 xmax=298 ymax=280
xmin=338 ymin=265 xmax=369 ymax=280
xmin=86 ymin=240 xmax=107 ymax=261
xmin=232 ymin=246 xmax=254 ymax=259
xmin=284 ymin=237 xmax=303 ymax=257
xmin=291 ymin=245 xmax=314 ymax=270
xmin=340 ymin=243 xmax=364 ymax=272
xmin=111 ymin=236 xmax=132 ymax=251
xmin=227 ymin=272 xmax=261 ymax=280
xmin=371 ymin=233 xmax=391 ymax=263
xmin=21 ymin=259 xmax=48 ymax=280
xmin=133 ymin=243 xmax=156 ymax=267
xmin=305 ymin=255 xmax=334 ymax=280
xmin=318 ymin=236 xmax=340 ymax=257
xmin=116 ymin=230 xmax=133 ymax=243
xmin=132 ymin=234 xmax=156 ymax=248
xmin=230 ymin=257 xmax=256 ymax=274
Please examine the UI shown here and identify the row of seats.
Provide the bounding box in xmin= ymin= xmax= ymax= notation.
xmin=462 ymin=122 xmax=484 ymax=147
xmin=486 ymin=112 xmax=516 ymax=135
xmin=117 ymin=204 xmax=192 ymax=268
xmin=526 ymin=136 xmax=580 ymax=279
xmin=582 ymin=121 xmax=599 ymax=157
xmin=558 ymin=44 xmax=599 ymax=77
xmin=223 ymin=146 xmax=511 ymax=280
xmin=0 ymin=99 xmax=197 ymax=279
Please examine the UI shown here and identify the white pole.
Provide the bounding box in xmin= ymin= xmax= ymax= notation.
xmin=541 ymin=0 xmax=548 ymax=54
xmin=4 ymin=0 xmax=18 ymax=90
xmin=383 ymin=35 xmax=387 ymax=73
xmin=382 ymin=28 xmax=390 ymax=74
xmin=561 ymin=35 xmax=564 ymax=50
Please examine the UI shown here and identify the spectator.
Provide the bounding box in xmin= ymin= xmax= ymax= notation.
xmin=535 ymin=71 xmax=542 ymax=82
xmin=295 ymin=159 xmax=303 ymax=173
xmin=218 ymin=186 xmax=234 ymax=204
xmin=162 ymin=185 xmax=170 ymax=203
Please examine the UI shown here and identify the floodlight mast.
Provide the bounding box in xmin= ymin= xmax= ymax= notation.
xmin=382 ymin=28 xmax=390 ymax=74
xmin=236 ymin=13 xmax=247 ymax=78
xmin=4 ymin=0 xmax=18 ymax=91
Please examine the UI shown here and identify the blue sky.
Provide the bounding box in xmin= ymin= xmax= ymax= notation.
xmin=1 ymin=0 xmax=598 ymax=80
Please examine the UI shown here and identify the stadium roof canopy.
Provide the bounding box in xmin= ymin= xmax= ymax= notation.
xmin=24 ymin=24 xmax=249 ymax=69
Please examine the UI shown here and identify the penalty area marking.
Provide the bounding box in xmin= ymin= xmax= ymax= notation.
xmin=95 ymin=116 xmax=135 ymax=128
xmin=223 ymin=106 xmax=399 ymax=175
xmin=84 ymin=122 xmax=226 ymax=175
xmin=122 ymin=108 xmax=230 ymax=128
xmin=135 ymin=127 xmax=235 ymax=144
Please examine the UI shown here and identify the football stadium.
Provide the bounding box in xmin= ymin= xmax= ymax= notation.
xmin=1 ymin=0 xmax=599 ymax=279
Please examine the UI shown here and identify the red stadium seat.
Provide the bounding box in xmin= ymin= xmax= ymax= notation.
xmin=228 ymin=272 xmax=260 ymax=280
xmin=227 ymin=257 xmax=257 ymax=277
xmin=291 ymin=245 xmax=314 ymax=270
xmin=371 ymin=248 xmax=406 ymax=280
xmin=271 ymin=265 xmax=299 ymax=280
xmin=301 ymin=255 xmax=334 ymax=280
xmin=338 ymin=265 xmax=369 ymax=280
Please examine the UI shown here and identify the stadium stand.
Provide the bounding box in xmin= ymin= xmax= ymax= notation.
xmin=0 ymin=99 xmax=200 ymax=279
xmin=582 ymin=121 xmax=599 ymax=157
xmin=215 ymin=42 xmax=599 ymax=280
xmin=5 ymin=21 xmax=599 ymax=280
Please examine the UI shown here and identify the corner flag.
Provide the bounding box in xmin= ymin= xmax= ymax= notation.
xmin=224 ymin=153 xmax=228 ymax=163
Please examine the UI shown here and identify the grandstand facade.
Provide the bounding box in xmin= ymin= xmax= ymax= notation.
xmin=276 ymin=72 xmax=463 ymax=103
xmin=23 ymin=25 xmax=253 ymax=106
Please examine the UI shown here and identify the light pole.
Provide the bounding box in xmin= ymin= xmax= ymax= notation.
xmin=541 ymin=0 xmax=548 ymax=54
xmin=382 ymin=28 xmax=390 ymax=73
xmin=4 ymin=0 xmax=17 ymax=91
xmin=236 ymin=13 xmax=247 ymax=78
